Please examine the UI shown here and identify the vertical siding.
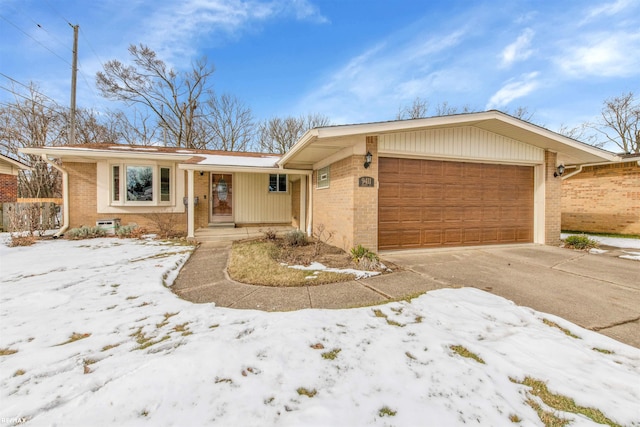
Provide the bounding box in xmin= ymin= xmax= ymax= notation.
xmin=379 ymin=126 xmax=544 ymax=163
xmin=234 ymin=172 xmax=291 ymax=223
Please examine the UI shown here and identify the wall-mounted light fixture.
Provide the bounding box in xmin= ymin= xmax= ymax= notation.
xmin=199 ymin=171 xmax=204 ymax=176
xmin=554 ymin=164 xmax=565 ymax=177
xmin=364 ymin=151 xmax=373 ymax=169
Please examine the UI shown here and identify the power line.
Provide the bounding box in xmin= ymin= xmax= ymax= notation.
xmin=0 ymin=13 xmax=71 ymax=67
xmin=0 ymin=85 xmax=65 ymax=113
xmin=0 ymin=73 xmax=63 ymax=106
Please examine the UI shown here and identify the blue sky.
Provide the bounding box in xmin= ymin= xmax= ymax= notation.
xmin=1 ymin=0 xmax=639 ymax=140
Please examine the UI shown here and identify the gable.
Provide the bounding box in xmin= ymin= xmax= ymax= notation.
xmin=379 ymin=126 xmax=544 ymax=164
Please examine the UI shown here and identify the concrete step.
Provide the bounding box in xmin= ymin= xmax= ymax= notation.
xmin=194 ymin=226 xmax=295 ymax=242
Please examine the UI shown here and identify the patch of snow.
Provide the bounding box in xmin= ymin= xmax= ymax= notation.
xmin=1 ymin=238 xmax=639 ymax=426
xmin=620 ymin=251 xmax=640 ymax=261
xmin=588 ymin=248 xmax=608 ymax=254
xmin=289 ymin=261 xmax=380 ymax=279
xmin=561 ymin=233 xmax=640 ymax=249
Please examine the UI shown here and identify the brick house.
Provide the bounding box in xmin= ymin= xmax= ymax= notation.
xmin=22 ymin=111 xmax=622 ymax=251
xmin=561 ymin=156 xmax=640 ymax=235
xmin=0 ymin=154 xmax=31 ymax=231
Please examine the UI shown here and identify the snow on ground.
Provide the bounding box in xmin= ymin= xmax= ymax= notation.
xmin=1 ymin=237 xmax=639 ymax=427
xmin=562 ymin=232 xmax=640 ymax=249
xmin=562 ymin=233 xmax=640 ymax=261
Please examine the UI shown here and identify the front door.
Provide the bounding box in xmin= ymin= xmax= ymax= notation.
xmin=210 ymin=173 xmax=233 ymax=223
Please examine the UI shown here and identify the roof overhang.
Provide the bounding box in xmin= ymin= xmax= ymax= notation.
xmin=278 ymin=110 xmax=620 ymax=169
xmin=21 ymin=146 xmax=194 ymax=162
xmin=0 ymin=154 xmax=31 ymax=172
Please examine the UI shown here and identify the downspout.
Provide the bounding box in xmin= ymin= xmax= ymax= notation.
xmin=41 ymin=154 xmax=69 ymax=238
xmin=560 ymin=159 xmax=637 ymax=180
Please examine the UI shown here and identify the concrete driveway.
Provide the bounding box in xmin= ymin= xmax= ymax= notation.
xmin=381 ymin=244 xmax=640 ymax=348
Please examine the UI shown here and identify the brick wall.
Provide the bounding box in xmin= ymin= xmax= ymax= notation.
xmin=0 ymin=173 xmax=18 ymax=203
xmin=65 ymin=162 xmax=188 ymax=233
xmin=312 ymin=137 xmax=380 ymax=252
xmin=544 ymin=151 xmax=562 ymax=245
xmin=562 ymin=161 xmax=640 ymax=235
xmin=353 ymin=136 xmax=379 ymax=251
xmin=313 ymin=156 xmax=356 ymax=251
xmin=291 ymin=180 xmax=300 ymax=229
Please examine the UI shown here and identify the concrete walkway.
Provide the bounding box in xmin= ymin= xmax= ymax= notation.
xmin=172 ymin=241 xmax=447 ymax=311
xmin=172 ymin=242 xmax=640 ymax=348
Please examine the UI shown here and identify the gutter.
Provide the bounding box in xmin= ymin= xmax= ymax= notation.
xmin=40 ymin=154 xmax=69 ymax=238
xmin=561 ymin=158 xmax=640 ymax=180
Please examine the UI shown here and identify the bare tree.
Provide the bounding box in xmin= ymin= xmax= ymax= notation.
xmin=433 ymin=101 xmax=476 ymax=116
xmin=96 ymin=44 xmax=215 ymax=148
xmin=0 ymin=83 xmax=64 ymax=198
xmin=589 ymin=92 xmax=639 ymax=154
xmin=205 ymin=93 xmax=255 ymax=151
xmin=61 ymin=108 xmax=120 ymax=145
xmin=396 ymin=97 xmax=430 ymax=120
xmin=257 ymin=113 xmax=331 ymax=154
xmin=505 ymin=106 xmax=535 ymax=122
xmin=108 ymin=110 xmax=159 ymax=146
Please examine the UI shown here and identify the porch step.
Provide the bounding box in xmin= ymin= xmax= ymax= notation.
xmin=194 ymin=225 xmax=295 ymax=242
xmin=207 ymin=222 xmax=236 ymax=228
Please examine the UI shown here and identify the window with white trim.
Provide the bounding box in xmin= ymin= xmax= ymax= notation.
xmin=317 ymin=166 xmax=330 ymax=189
xmin=268 ymin=174 xmax=287 ymax=193
xmin=111 ymin=163 xmax=173 ymax=205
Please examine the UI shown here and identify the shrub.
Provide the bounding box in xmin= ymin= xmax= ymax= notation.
xmin=262 ymin=228 xmax=277 ymax=240
xmin=8 ymin=234 xmax=36 ymax=247
xmin=116 ymin=224 xmax=146 ymax=239
xmin=284 ymin=230 xmax=307 ymax=247
xmin=350 ymin=244 xmax=381 ymax=271
xmin=564 ymin=234 xmax=599 ymax=250
xmin=66 ymin=226 xmax=107 ymax=240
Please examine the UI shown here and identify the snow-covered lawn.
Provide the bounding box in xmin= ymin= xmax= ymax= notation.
xmin=1 ymin=237 xmax=639 ymax=426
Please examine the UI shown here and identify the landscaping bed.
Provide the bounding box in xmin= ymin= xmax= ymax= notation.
xmin=227 ymin=235 xmax=388 ymax=287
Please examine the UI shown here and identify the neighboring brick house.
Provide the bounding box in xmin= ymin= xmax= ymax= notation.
xmin=561 ymin=156 xmax=640 ymax=235
xmin=0 ymin=154 xmax=31 ymax=230
xmin=23 ymin=111 xmax=622 ymax=251
xmin=0 ymin=154 xmax=30 ymax=203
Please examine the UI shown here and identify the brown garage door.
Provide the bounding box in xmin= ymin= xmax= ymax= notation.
xmin=379 ymin=158 xmax=534 ymax=250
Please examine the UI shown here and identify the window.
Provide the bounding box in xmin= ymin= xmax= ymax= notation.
xmin=317 ymin=166 xmax=330 ymax=189
xmin=269 ymin=174 xmax=287 ymax=192
xmin=160 ymin=167 xmax=171 ymax=202
xmin=112 ymin=165 xmax=120 ymax=202
xmin=111 ymin=163 xmax=173 ymax=205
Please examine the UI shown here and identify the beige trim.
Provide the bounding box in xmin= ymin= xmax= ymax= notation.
xmin=533 ymin=163 xmax=546 ymax=244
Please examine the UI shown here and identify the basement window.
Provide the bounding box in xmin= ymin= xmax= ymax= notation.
xmin=268 ymin=174 xmax=287 ymax=193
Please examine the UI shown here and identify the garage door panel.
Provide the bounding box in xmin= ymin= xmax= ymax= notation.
xmin=422 ymin=207 xmax=443 ymax=222
xmin=379 ymin=158 xmax=534 ymax=250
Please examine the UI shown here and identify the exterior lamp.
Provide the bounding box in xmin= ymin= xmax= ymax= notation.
xmin=554 ymin=164 xmax=565 ymax=177
xmin=364 ymin=151 xmax=373 ymax=169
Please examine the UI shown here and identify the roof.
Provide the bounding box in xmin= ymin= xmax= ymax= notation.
xmin=20 ymin=144 xmax=282 ymax=169
xmin=0 ymin=153 xmax=31 ymax=173
xmin=278 ymin=110 xmax=620 ymax=169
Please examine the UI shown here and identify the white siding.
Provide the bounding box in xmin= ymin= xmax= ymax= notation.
xmin=379 ymin=126 xmax=544 ymax=164
xmin=234 ymin=172 xmax=291 ymax=223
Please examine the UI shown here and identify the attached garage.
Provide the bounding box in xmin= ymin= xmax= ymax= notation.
xmin=278 ymin=111 xmax=620 ymax=252
xmin=378 ymin=158 xmax=534 ymax=250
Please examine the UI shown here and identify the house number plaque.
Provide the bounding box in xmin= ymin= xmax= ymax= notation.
xmin=359 ymin=176 xmax=375 ymax=187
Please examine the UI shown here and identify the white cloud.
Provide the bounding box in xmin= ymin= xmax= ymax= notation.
xmin=500 ymin=28 xmax=534 ymax=68
xmin=141 ymin=0 xmax=328 ymax=61
xmin=581 ymin=0 xmax=634 ymax=23
xmin=558 ymin=31 xmax=640 ymax=78
xmin=486 ymin=72 xmax=540 ymax=109
xmin=297 ymin=28 xmax=470 ymax=123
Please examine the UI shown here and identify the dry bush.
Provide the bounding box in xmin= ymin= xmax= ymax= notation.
xmin=145 ymin=213 xmax=184 ymax=239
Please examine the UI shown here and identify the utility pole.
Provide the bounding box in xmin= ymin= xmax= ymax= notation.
xmin=69 ymin=24 xmax=78 ymax=145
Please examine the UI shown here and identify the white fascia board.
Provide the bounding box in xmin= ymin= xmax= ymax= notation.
xmin=0 ymin=155 xmax=31 ymax=171
xmin=277 ymin=129 xmax=319 ymax=167
xmin=178 ymin=164 xmax=311 ymax=175
xmin=21 ymin=147 xmax=191 ymax=162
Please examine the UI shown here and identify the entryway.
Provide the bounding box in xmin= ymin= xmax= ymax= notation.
xmin=210 ymin=173 xmax=233 ymax=224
